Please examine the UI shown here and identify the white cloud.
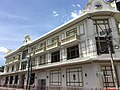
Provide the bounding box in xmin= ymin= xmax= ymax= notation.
xmin=72 ymin=4 xmax=75 ymax=7
xmin=77 ymin=4 xmax=81 ymax=8
xmin=0 ymin=47 xmax=9 ymax=53
xmin=0 ymin=11 xmax=30 ymax=20
xmin=53 ymin=11 xmax=57 ymax=14
xmin=54 ymin=13 xmax=59 ymax=16
xmin=53 ymin=11 xmax=59 ymax=16
xmin=70 ymin=9 xmax=82 ymax=19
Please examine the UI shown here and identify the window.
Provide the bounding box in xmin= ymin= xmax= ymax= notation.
xmin=79 ymin=24 xmax=85 ymax=35
xmin=37 ymin=42 xmax=45 ymax=49
xmin=14 ymin=75 xmax=19 ymax=84
xmin=31 ymin=46 xmax=36 ymax=51
xmin=7 ymin=66 xmax=9 ymax=72
xmin=61 ymin=33 xmax=65 ymax=40
xmin=16 ymin=64 xmax=19 ymax=71
xmin=5 ymin=76 xmax=9 ymax=85
xmin=94 ymin=19 xmax=114 ymax=55
xmin=50 ymin=70 xmax=61 ymax=86
xmin=47 ymin=39 xmax=51 ymax=45
xmin=51 ymin=36 xmax=59 ymax=43
xmin=21 ymin=61 xmax=27 ymax=70
xmin=67 ymin=45 xmax=79 ymax=59
xmin=95 ymin=37 xmax=114 ymax=55
xmin=11 ymin=66 xmax=14 ymax=72
xmin=31 ymin=58 xmax=37 ymax=67
xmin=51 ymin=51 xmax=60 ymax=63
xmin=66 ymin=28 xmax=77 ymax=37
xmin=47 ymin=36 xmax=59 ymax=45
xmin=39 ymin=55 xmax=46 ymax=65
xmin=30 ymin=73 xmax=35 ymax=85
xmin=22 ymin=49 xmax=28 ymax=59
xmin=66 ymin=67 xmax=83 ymax=86
xmin=101 ymin=66 xmax=118 ymax=87
xmin=9 ymin=76 xmax=13 ymax=84
xmin=18 ymin=55 xmax=21 ymax=60
xmin=116 ymin=1 xmax=120 ymax=11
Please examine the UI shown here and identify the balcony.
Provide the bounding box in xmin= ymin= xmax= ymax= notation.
xmin=5 ymin=58 xmax=19 ymax=65
xmin=46 ymin=41 xmax=59 ymax=50
xmin=35 ymin=46 xmax=45 ymax=55
xmin=28 ymin=51 xmax=35 ymax=57
xmin=61 ymin=34 xmax=80 ymax=45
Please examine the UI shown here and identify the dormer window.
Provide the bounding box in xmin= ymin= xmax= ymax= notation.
xmin=23 ymin=35 xmax=31 ymax=44
xmin=94 ymin=2 xmax=102 ymax=9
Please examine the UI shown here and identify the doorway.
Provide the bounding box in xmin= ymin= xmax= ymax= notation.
xmin=21 ymin=75 xmax=25 ymax=88
xmin=38 ymin=79 xmax=46 ymax=90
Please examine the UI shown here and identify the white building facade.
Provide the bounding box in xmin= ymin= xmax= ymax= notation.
xmin=0 ymin=0 xmax=120 ymax=90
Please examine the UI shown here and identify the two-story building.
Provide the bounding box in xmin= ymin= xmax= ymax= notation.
xmin=0 ymin=0 xmax=120 ymax=90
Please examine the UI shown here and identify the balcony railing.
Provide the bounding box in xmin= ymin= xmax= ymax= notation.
xmin=5 ymin=58 xmax=19 ymax=64
xmin=46 ymin=41 xmax=59 ymax=50
xmin=35 ymin=46 xmax=45 ymax=54
xmin=61 ymin=34 xmax=80 ymax=45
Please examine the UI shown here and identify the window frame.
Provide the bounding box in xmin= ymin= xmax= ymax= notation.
xmin=79 ymin=24 xmax=85 ymax=35
xmin=101 ymin=66 xmax=118 ymax=87
xmin=30 ymin=73 xmax=35 ymax=85
xmin=66 ymin=67 xmax=83 ymax=87
xmin=67 ymin=45 xmax=79 ymax=60
xmin=95 ymin=37 xmax=114 ymax=55
xmin=39 ymin=55 xmax=46 ymax=65
xmin=51 ymin=51 xmax=60 ymax=63
xmin=22 ymin=49 xmax=28 ymax=59
xmin=50 ymin=69 xmax=61 ymax=86
xmin=21 ymin=61 xmax=27 ymax=70
xmin=11 ymin=65 xmax=14 ymax=72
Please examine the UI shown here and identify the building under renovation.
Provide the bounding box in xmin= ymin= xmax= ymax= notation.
xmin=0 ymin=0 xmax=120 ymax=90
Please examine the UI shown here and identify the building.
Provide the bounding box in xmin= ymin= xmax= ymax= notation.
xmin=0 ymin=0 xmax=120 ymax=90
xmin=0 ymin=68 xmax=3 ymax=73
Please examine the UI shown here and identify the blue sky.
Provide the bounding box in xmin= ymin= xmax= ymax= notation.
xmin=0 ymin=0 xmax=88 ymax=66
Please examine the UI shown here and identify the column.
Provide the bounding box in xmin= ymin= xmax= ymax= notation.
xmin=36 ymin=57 xmax=39 ymax=66
xmin=4 ymin=65 xmax=7 ymax=73
xmin=19 ymin=52 xmax=22 ymax=70
xmin=60 ymin=46 xmax=67 ymax=61
xmin=46 ymin=51 xmax=51 ymax=63
xmin=63 ymin=47 xmax=67 ymax=61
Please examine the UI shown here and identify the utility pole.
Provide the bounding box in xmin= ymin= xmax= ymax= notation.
xmin=101 ymin=27 xmax=119 ymax=89
xmin=26 ymin=55 xmax=30 ymax=90
xmin=26 ymin=55 xmax=32 ymax=90
xmin=88 ymin=7 xmax=119 ymax=89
